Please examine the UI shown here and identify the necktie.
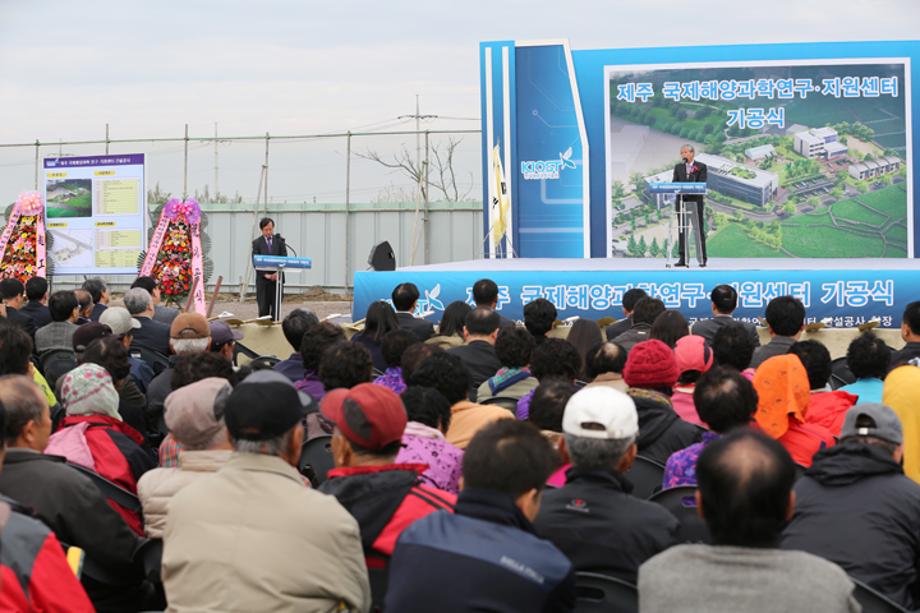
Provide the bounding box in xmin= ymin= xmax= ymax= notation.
xmin=267 ymin=237 xmax=272 ymax=252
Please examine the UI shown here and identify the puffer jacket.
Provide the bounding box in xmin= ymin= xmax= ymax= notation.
xmin=783 ymin=441 xmax=920 ymax=610
xmin=136 ymin=449 xmax=232 ymax=538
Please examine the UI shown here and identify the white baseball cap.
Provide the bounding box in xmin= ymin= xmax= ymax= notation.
xmin=562 ymin=386 xmax=638 ymax=440
xmin=99 ymin=306 xmax=141 ymax=336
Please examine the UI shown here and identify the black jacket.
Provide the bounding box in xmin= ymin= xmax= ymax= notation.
xmin=90 ymin=303 xmax=107 ymax=322
xmin=535 ymin=468 xmax=678 ymax=583
xmin=130 ymin=315 xmax=171 ymax=356
xmin=396 ymin=311 xmax=435 ymax=342
xmin=385 ymin=488 xmax=575 ymax=613
xmin=604 ymin=316 xmax=632 ymax=342
xmin=628 ymin=388 xmax=705 ymax=465
xmin=20 ymin=300 xmax=51 ymax=329
xmin=447 ymin=340 xmax=502 ymax=398
xmin=611 ymin=322 xmax=652 ymax=352
xmin=4 ymin=305 xmax=36 ymax=338
xmin=891 ymin=342 xmax=920 ymax=369
xmin=672 ymin=160 xmax=708 ymax=204
xmin=0 ymin=449 xmax=146 ymax=607
xmin=691 ymin=315 xmax=760 ymax=348
xmin=782 ymin=442 xmax=920 ymax=610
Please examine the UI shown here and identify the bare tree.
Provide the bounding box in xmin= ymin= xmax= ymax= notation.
xmin=357 ymin=136 xmax=474 ymax=202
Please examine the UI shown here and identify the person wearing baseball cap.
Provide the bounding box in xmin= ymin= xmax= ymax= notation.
xmin=161 ymin=370 xmax=371 ymax=612
xmin=137 ymin=377 xmax=234 ymax=539
xmin=783 ymin=403 xmax=920 ymax=609
xmin=623 ymin=339 xmax=705 ymax=464
xmin=534 ymin=386 xmax=679 ymax=584
xmin=209 ymin=320 xmax=244 ymax=364
xmin=319 ymin=383 xmax=455 ymax=569
xmin=100 ymin=306 xmax=155 ymax=393
xmin=145 ymin=312 xmax=212 ymax=438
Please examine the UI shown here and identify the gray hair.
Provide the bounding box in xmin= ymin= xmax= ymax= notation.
xmin=233 ymin=428 xmax=295 ymax=457
xmin=565 ymin=434 xmax=635 ymax=472
xmin=170 ymin=337 xmax=211 ymax=355
xmin=123 ymin=288 xmax=152 ymax=315
xmin=0 ymin=375 xmax=47 ymax=446
xmin=680 ymin=144 xmax=695 ymax=153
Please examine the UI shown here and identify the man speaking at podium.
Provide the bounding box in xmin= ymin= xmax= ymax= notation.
xmin=252 ymin=217 xmax=288 ymax=318
xmin=672 ymin=144 xmax=708 ymax=267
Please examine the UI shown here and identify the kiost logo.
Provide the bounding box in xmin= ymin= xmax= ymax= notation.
xmin=520 ymin=147 xmax=577 ymax=181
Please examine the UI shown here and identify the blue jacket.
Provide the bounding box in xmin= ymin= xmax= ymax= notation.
xmin=385 ymin=488 xmax=575 ymax=612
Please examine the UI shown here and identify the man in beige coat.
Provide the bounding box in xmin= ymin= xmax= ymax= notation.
xmin=137 ymin=377 xmax=234 ymax=538
xmin=162 ymin=371 xmax=371 ymax=612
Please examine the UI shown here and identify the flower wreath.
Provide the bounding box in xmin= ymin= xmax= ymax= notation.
xmin=0 ymin=191 xmax=49 ymax=283
xmin=138 ymin=197 xmax=212 ymax=309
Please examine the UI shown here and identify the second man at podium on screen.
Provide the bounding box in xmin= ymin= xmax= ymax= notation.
xmin=672 ymin=144 xmax=708 ymax=268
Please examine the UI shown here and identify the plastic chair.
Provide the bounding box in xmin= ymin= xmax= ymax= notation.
xmin=574 ymin=572 xmax=638 ymax=613
xmin=850 ymin=577 xmax=909 ymax=613
xmin=624 ymin=455 xmax=666 ymax=499
xmin=130 ymin=344 xmax=170 ymax=375
xmin=480 ymin=396 xmax=520 ymax=413
xmin=298 ymin=435 xmax=334 ymax=486
xmin=368 ymin=566 xmax=389 ymax=613
xmin=648 ymin=486 xmax=710 ymax=544
xmin=829 ymin=356 xmax=856 ymax=390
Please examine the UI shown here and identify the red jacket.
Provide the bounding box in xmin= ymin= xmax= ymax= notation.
xmin=805 ymin=390 xmax=858 ymax=437
xmin=0 ymin=502 xmax=94 ymax=612
xmin=778 ymin=419 xmax=836 ymax=468
xmin=54 ymin=414 xmax=156 ymax=534
xmin=321 ymin=464 xmax=456 ymax=568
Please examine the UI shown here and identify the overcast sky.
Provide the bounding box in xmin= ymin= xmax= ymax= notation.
xmin=0 ymin=0 xmax=916 ymax=201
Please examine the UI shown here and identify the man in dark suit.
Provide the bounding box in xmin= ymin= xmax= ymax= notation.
xmin=0 ymin=278 xmax=36 ymax=338
xmin=472 ymin=278 xmax=515 ymax=329
xmin=123 ymin=287 xmax=171 ymax=356
xmin=251 ymin=217 xmax=288 ymax=319
xmin=672 ymin=144 xmax=708 ymax=267
xmin=391 ymin=282 xmax=434 ymax=342
xmin=21 ymin=277 xmax=52 ymax=329
xmin=604 ymin=287 xmax=648 ymax=341
xmin=447 ymin=307 xmax=502 ymax=397
xmin=691 ymin=284 xmax=760 ymax=348
xmin=81 ymin=278 xmax=109 ymax=322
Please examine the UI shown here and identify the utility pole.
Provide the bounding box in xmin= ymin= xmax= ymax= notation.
xmin=398 ymin=94 xmax=438 ymax=169
xmin=213 ymin=122 xmax=219 ymax=203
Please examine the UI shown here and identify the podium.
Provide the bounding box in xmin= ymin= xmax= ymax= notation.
xmin=252 ymin=255 xmax=313 ymax=321
xmin=648 ymin=182 xmax=707 ymax=268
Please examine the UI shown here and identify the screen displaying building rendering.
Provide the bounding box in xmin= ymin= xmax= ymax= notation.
xmin=605 ymin=60 xmax=911 ymax=258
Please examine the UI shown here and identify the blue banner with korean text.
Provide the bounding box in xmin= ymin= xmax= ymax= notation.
xmin=354 ymin=267 xmax=913 ymax=328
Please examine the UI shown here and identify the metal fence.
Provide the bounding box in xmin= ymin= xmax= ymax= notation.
xmin=0 ymin=126 xmax=485 ymax=292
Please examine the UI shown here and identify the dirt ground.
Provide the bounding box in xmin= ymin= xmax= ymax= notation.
xmin=209 ymin=297 xmax=353 ymax=321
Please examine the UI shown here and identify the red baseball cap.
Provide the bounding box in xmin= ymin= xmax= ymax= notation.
xmin=320 ymin=383 xmax=407 ymax=451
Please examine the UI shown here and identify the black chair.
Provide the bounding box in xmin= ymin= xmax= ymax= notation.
xmin=298 ymin=435 xmax=334 ymax=486
xmin=624 ymin=455 xmax=666 ymax=499
xmin=850 ymin=577 xmax=909 ymax=613
xmin=648 ymin=486 xmax=710 ymax=544
xmin=829 ymin=356 xmax=856 ymax=390
xmin=130 ymin=344 xmax=170 ymax=375
xmin=574 ymin=572 xmax=638 ymax=613
xmin=481 ymin=396 xmax=520 ymax=413
xmin=39 ymin=348 xmax=77 ymax=389
xmin=67 ymin=462 xmax=141 ymax=512
xmin=248 ymin=355 xmax=282 ymax=370
xmin=368 ymin=566 xmax=389 ymax=613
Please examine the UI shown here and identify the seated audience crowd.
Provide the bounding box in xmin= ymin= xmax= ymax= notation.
xmin=0 ymin=274 xmax=918 ymax=611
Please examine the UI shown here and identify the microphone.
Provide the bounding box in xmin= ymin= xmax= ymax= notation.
xmin=278 ymin=234 xmax=298 ymax=256
xmin=681 ymin=156 xmax=689 ymax=164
